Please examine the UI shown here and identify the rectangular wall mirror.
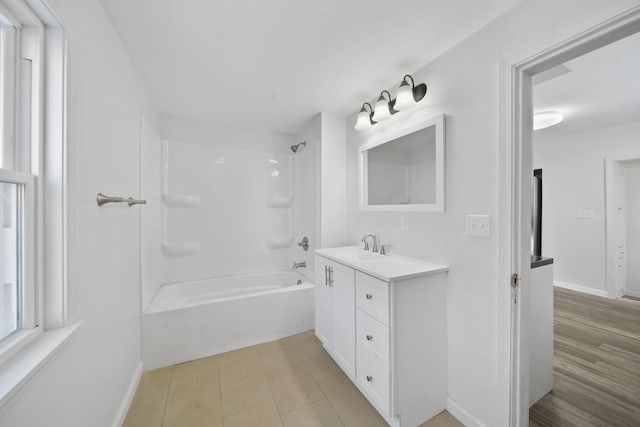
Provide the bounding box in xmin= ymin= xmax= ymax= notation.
xmin=358 ymin=113 xmax=445 ymax=212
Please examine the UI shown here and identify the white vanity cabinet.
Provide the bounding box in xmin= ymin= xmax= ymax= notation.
xmin=315 ymin=248 xmax=448 ymax=427
xmin=315 ymin=256 xmax=356 ymax=378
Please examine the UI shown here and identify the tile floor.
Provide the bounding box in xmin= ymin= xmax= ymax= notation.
xmin=124 ymin=330 xmax=463 ymax=427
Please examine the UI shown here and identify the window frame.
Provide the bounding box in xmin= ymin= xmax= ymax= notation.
xmin=0 ymin=0 xmax=59 ymax=364
xmin=0 ymin=168 xmax=37 ymax=364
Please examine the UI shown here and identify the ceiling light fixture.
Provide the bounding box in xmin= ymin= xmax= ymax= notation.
xmin=354 ymin=102 xmax=376 ymax=130
xmin=533 ymin=111 xmax=564 ymax=130
xmin=355 ymin=75 xmax=427 ymax=130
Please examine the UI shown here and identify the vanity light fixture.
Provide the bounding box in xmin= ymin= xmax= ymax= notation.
xmin=533 ymin=111 xmax=564 ymax=130
xmin=355 ymin=102 xmax=376 ymax=130
xmin=355 ymin=74 xmax=427 ymax=130
xmin=372 ymin=90 xmax=395 ymax=122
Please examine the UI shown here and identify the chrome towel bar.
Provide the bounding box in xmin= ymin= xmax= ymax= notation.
xmin=96 ymin=193 xmax=147 ymax=207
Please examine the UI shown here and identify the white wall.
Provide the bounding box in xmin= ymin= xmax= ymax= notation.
xmin=533 ymin=120 xmax=640 ymax=294
xmin=141 ymin=118 xmax=162 ymax=310
xmin=320 ymin=113 xmax=347 ymax=248
xmin=344 ymin=1 xmax=640 ymax=425
xmin=292 ymin=115 xmax=321 ymax=281
xmin=626 ymin=160 xmax=640 ymax=297
xmin=0 ymin=0 xmax=159 ymax=426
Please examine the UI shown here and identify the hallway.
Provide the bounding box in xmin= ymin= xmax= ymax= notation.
xmin=530 ymin=288 xmax=640 ymax=425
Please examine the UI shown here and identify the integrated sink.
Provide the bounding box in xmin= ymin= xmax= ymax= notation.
xmin=315 ymin=246 xmax=448 ymax=282
xmin=328 ymin=246 xmax=384 ymax=262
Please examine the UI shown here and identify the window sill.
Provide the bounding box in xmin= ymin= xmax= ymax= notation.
xmin=0 ymin=321 xmax=83 ymax=408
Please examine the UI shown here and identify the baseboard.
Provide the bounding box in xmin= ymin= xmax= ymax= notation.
xmin=112 ymin=361 xmax=143 ymax=427
xmin=554 ymin=281 xmax=609 ymax=298
xmin=446 ymin=397 xmax=487 ymax=427
xmin=624 ymin=289 xmax=640 ymax=298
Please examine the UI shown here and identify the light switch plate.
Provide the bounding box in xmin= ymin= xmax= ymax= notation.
xmin=466 ymin=215 xmax=491 ymax=237
xmin=576 ymin=209 xmax=595 ymax=219
xmin=401 ymin=215 xmax=410 ymax=231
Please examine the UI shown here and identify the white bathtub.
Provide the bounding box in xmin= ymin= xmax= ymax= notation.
xmin=141 ymin=271 xmax=314 ymax=369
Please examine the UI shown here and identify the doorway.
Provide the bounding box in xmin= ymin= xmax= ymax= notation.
xmin=498 ymin=5 xmax=640 ymax=425
xmin=527 ymin=33 xmax=640 ymax=422
xmin=606 ymin=157 xmax=640 ymax=299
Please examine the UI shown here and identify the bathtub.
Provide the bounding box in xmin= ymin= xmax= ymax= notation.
xmin=141 ymin=271 xmax=314 ymax=369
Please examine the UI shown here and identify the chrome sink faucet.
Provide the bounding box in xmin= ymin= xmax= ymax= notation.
xmin=292 ymin=261 xmax=306 ymax=270
xmin=361 ymin=234 xmax=378 ymax=252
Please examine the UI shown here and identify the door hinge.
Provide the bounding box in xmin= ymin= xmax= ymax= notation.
xmin=511 ymin=273 xmax=520 ymax=288
xmin=511 ymin=273 xmax=520 ymax=305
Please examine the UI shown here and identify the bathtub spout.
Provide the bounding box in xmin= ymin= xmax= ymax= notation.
xmin=292 ymin=261 xmax=307 ymax=270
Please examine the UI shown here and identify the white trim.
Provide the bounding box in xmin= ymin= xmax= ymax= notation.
xmin=498 ymin=4 xmax=640 ymax=425
xmin=42 ymin=23 xmax=68 ymax=327
xmin=0 ymin=320 xmax=81 ymax=408
xmin=357 ymin=113 xmax=445 ymax=213
xmin=446 ymin=397 xmax=487 ymax=427
xmin=604 ymin=155 xmax=640 ymax=299
xmin=0 ymin=328 xmax=38 ymax=366
xmin=554 ymin=281 xmax=609 ymax=298
xmin=0 ymin=0 xmax=43 ymax=27
xmin=0 ymin=3 xmax=21 ymax=27
xmin=112 ymin=361 xmax=143 ymax=427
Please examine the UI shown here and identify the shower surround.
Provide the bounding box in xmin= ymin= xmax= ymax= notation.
xmin=140 ymin=117 xmax=317 ymax=368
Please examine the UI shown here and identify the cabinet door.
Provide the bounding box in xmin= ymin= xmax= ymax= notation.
xmin=314 ymin=256 xmax=332 ymax=348
xmin=330 ymin=260 xmax=356 ymax=378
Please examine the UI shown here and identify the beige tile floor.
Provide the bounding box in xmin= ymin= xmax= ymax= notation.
xmin=124 ymin=330 xmax=463 ymax=427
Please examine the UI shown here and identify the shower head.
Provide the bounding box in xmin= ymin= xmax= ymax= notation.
xmin=291 ymin=141 xmax=306 ymax=153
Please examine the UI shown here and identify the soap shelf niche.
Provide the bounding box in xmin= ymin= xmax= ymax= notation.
xmin=162 ymin=242 xmax=201 ymax=257
xmin=163 ymin=193 xmax=202 ymax=208
xmin=267 ymin=196 xmax=292 ymax=208
xmin=266 ymin=236 xmax=292 ymax=249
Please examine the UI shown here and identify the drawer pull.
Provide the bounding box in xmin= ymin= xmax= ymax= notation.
xmin=366 ymin=294 xmax=373 ymax=300
xmin=366 ymin=334 xmax=373 ymax=341
xmin=366 ymin=375 xmax=373 ymax=382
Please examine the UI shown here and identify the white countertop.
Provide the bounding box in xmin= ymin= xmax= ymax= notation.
xmin=315 ymin=246 xmax=448 ymax=282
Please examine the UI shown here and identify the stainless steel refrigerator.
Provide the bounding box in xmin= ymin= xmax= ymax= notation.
xmin=532 ymin=169 xmax=543 ymax=257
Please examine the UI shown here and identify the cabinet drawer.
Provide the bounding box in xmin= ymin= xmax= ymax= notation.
xmin=356 ymin=345 xmax=390 ymax=416
xmin=356 ymin=272 xmax=390 ymax=326
xmin=356 ymin=309 xmax=390 ymax=369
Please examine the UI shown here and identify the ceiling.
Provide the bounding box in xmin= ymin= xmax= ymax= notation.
xmin=100 ymin=0 xmax=521 ymax=134
xmin=533 ymin=30 xmax=640 ymax=138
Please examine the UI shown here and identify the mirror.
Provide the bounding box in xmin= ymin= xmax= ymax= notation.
xmin=358 ymin=113 xmax=445 ymax=212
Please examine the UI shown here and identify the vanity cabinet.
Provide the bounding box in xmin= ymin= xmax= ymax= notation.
xmin=315 ymin=256 xmax=356 ymax=378
xmin=315 ymin=250 xmax=447 ymax=427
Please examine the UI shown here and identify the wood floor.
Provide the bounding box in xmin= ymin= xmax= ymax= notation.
xmin=530 ymin=288 xmax=640 ymax=426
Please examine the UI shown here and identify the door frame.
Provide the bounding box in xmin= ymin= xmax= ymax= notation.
xmin=605 ymin=155 xmax=640 ymax=298
xmin=497 ymin=4 xmax=640 ymax=425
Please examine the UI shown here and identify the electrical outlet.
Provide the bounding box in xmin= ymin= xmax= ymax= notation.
xmin=466 ymin=215 xmax=491 ymax=237
xmin=401 ymin=215 xmax=410 ymax=231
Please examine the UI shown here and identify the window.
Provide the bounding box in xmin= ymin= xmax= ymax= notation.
xmin=0 ymin=0 xmax=44 ymax=359
xmin=0 ymin=172 xmax=35 ymax=344
xmin=0 ymin=181 xmax=20 ymax=340
xmin=0 ymin=0 xmax=68 ymax=402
